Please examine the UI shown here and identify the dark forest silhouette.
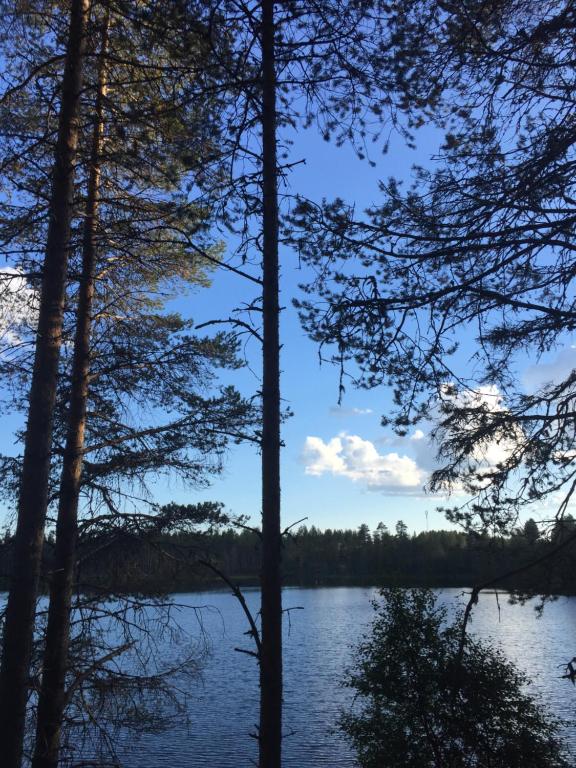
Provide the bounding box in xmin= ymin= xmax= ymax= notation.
xmin=2 ymin=516 xmax=574 ymax=596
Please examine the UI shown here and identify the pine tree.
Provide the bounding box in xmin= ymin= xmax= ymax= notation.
xmin=295 ymin=1 xmax=576 ymax=537
xmin=0 ymin=2 xmax=249 ymax=763
xmin=181 ymin=3 xmax=405 ymax=763
xmin=0 ymin=4 xmax=90 ymax=765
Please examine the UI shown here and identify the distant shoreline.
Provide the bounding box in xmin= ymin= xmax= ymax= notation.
xmin=2 ymin=580 xmax=574 ymax=598
xmin=2 ymin=523 xmax=574 ymax=596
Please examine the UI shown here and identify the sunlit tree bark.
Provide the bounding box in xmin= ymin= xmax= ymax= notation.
xmin=31 ymin=9 xmax=109 ymax=766
xmin=0 ymin=3 xmax=89 ymax=766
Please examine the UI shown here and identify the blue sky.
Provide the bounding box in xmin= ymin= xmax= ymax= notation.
xmin=175 ymin=124 xmax=576 ymax=535
xmin=154 ymin=125 xmax=461 ymax=535
xmin=2 ymin=122 xmax=571 ymax=535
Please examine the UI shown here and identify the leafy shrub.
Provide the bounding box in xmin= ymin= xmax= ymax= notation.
xmin=341 ymin=588 xmax=569 ymax=768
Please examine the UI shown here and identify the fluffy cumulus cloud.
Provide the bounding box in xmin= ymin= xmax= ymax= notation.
xmin=439 ymin=383 xmax=522 ymax=471
xmin=303 ymin=383 xmax=526 ymax=496
xmin=0 ymin=267 xmax=38 ymax=347
xmin=302 ymin=432 xmax=427 ymax=493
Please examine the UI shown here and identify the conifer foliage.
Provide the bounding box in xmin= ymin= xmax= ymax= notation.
xmin=1 ymin=2 xmax=574 ymax=768
xmin=342 ymin=589 xmax=569 ymax=768
xmin=295 ymin=1 xmax=576 ymax=535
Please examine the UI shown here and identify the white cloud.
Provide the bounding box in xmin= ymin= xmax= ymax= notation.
xmin=438 ymin=383 xmax=523 ymax=479
xmin=303 ymin=436 xmax=347 ymax=476
xmin=302 ymin=432 xmax=426 ymax=493
xmin=439 ymin=382 xmax=504 ymax=411
xmin=0 ymin=267 xmax=38 ymax=346
xmin=304 ymin=383 xmax=526 ymax=497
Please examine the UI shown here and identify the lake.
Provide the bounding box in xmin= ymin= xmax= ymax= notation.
xmin=101 ymin=587 xmax=576 ymax=767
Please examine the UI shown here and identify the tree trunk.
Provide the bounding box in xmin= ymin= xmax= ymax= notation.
xmin=0 ymin=3 xmax=89 ymax=766
xmin=32 ymin=11 xmax=109 ymax=768
xmin=259 ymin=1 xmax=282 ymax=767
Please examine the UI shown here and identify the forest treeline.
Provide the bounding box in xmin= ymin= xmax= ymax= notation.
xmin=2 ymin=517 xmax=574 ymax=595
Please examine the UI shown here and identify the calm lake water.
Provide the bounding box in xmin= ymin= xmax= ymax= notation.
xmin=104 ymin=587 xmax=576 ymax=767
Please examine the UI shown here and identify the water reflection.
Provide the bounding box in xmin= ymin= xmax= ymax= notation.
xmin=0 ymin=587 xmax=567 ymax=766
xmin=454 ymin=590 xmax=576 ymax=743
xmin=106 ymin=587 xmax=576 ymax=767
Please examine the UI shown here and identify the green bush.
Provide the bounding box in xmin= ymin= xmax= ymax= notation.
xmin=341 ymin=588 xmax=569 ymax=768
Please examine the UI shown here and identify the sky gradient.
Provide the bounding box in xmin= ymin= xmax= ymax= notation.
xmin=1 ymin=123 xmax=570 ymax=535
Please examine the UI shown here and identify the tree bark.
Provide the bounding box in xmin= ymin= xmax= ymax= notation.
xmin=0 ymin=3 xmax=89 ymax=766
xmin=32 ymin=11 xmax=109 ymax=767
xmin=259 ymin=1 xmax=282 ymax=767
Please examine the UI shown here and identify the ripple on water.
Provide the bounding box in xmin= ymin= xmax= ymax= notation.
xmin=17 ymin=586 xmax=574 ymax=767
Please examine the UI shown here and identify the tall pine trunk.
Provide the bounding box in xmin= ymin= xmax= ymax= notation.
xmin=31 ymin=12 xmax=109 ymax=767
xmin=0 ymin=3 xmax=89 ymax=766
xmin=259 ymin=1 xmax=282 ymax=766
